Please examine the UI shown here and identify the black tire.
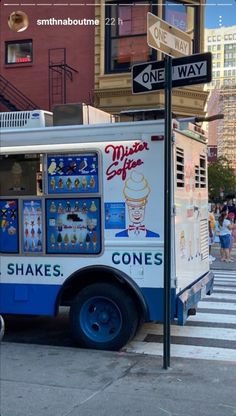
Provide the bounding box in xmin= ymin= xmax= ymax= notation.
xmin=70 ymin=282 xmax=139 ymax=351
xmin=0 ymin=315 xmax=5 ymax=342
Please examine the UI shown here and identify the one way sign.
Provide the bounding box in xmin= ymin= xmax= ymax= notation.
xmin=132 ymin=52 xmax=212 ymax=94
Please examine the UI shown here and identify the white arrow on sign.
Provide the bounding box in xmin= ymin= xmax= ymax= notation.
xmin=134 ymin=61 xmax=207 ymax=90
xmin=134 ymin=64 xmax=164 ymax=90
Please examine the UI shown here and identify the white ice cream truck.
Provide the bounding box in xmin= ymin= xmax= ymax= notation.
xmin=0 ymin=112 xmax=213 ymax=350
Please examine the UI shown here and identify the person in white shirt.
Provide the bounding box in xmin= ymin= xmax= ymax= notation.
xmin=218 ymin=211 xmax=236 ymax=262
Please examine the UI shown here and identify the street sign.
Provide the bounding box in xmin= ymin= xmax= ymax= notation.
xmin=132 ymin=52 xmax=212 ymax=94
xmin=147 ymin=12 xmax=192 ymax=57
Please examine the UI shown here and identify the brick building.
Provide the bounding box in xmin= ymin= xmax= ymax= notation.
xmin=0 ymin=1 xmax=95 ymax=111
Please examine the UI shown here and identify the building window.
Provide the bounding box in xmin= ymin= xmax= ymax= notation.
xmin=163 ymin=0 xmax=200 ymax=53
xmin=5 ymin=40 xmax=32 ymax=64
xmin=105 ymin=1 xmax=155 ymax=73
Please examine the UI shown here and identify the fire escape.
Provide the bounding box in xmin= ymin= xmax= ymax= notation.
xmin=48 ymin=48 xmax=78 ymax=110
xmin=0 ymin=74 xmax=38 ymax=111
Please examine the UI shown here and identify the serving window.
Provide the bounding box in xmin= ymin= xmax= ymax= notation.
xmin=1 ymin=152 xmax=102 ymax=256
xmin=0 ymin=154 xmax=42 ymax=197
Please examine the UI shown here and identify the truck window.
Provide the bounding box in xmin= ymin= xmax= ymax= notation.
xmin=0 ymin=154 xmax=41 ymax=196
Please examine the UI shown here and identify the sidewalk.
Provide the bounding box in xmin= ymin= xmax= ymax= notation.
xmin=1 ymin=342 xmax=236 ymax=416
xmin=210 ymin=242 xmax=236 ymax=271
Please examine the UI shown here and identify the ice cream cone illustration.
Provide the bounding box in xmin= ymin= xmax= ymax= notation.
xmin=50 ymin=202 xmax=57 ymax=213
xmin=66 ymin=201 xmax=71 ymax=212
xmin=50 ymin=177 xmax=55 ymax=190
xmin=92 ymin=233 xmax=97 ymax=250
xmin=74 ymin=201 xmax=80 ymax=212
xmin=79 ymin=235 xmax=83 ymax=248
xmin=71 ymin=234 xmax=77 ymax=248
xmin=57 ymin=233 xmax=62 ymax=248
xmin=89 ymin=176 xmax=95 ymax=188
xmin=58 ymin=203 xmax=64 ymax=214
xmin=82 ymin=203 xmax=88 ymax=214
xmin=64 ymin=233 xmax=69 ymax=248
xmin=37 ymin=239 xmax=42 ymax=251
xmin=85 ymin=233 xmax=91 ymax=249
xmin=90 ymin=201 xmax=97 ymax=212
xmin=58 ymin=178 xmax=64 ymax=189
xmin=81 ymin=176 xmax=87 ymax=189
xmin=66 ymin=178 xmax=72 ymax=190
xmin=74 ymin=178 xmax=80 ymax=189
xmin=116 ymin=171 xmax=159 ymax=238
xmin=1 ymin=219 xmax=8 ymax=232
xmin=50 ymin=233 xmax=56 ymax=247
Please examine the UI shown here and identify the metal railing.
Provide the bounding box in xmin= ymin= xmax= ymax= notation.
xmin=0 ymin=74 xmax=38 ymax=111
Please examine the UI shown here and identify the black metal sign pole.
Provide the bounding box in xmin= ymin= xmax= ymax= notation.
xmin=163 ymin=54 xmax=172 ymax=369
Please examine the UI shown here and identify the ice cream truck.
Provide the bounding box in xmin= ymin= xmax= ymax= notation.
xmin=0 ymin=116 xmax=214 ymax=350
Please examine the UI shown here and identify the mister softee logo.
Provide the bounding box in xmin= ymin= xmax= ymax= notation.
xmin=105 ymin=142 xmax=149 ymax=181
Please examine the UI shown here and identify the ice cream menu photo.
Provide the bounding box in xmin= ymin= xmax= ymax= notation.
xmin=0 ymin=200 xmax=18 ymax=253
xmin=47 ymin=154 xmax=99 ymax=194
xmin=46 ymin=198 xmax=101 ymax=254
xmin=22 ymin=200 xmax=43 ymax=253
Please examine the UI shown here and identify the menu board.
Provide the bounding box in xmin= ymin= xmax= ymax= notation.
xmin=46 ymin=198 xmax=101 ymax=254
xmin=47 ymin=154 xmax=99 ymax=194
xmin=22 ymin=200 xmax=43 ymax=253
xmin=0 ymin=199 xmax=18 ymax=253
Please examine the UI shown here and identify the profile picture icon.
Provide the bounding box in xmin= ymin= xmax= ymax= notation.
xmin=8 ymin=11 xmax=29 ymax=32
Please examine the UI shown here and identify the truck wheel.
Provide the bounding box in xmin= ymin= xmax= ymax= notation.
xmin=70 ymin=283 xmax=138 ymax=351
xmin=0 ymin=315 xmax=5 ymax=342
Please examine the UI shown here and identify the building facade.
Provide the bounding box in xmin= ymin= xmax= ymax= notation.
xmin=205 ymin=25 xmax=236 ymax=173
xmin=0 ymin=0 xmax=208 ymax=120
xmin=0 ymin=1 xmax=95 ymax=111
xmin=94 ymin=0 xmax=208 ymax=119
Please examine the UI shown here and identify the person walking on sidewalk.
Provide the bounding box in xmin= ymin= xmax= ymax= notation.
xmin=218 ymin=211 xmax=236 ymax=263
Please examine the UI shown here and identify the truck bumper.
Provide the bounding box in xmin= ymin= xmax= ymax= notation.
xmin=176 ymin=271 xmax=214 ymax=325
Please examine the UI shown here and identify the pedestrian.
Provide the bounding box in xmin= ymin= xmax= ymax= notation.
xmin=208 ymin=205 xmax=216 ymax=262
xmin=222 ymin=199 xmax=236 ymax=223
xmin=218 ymin=211 xmax=236 ymax=262
xmin=214 ymin=202 xmax=222 ymax=221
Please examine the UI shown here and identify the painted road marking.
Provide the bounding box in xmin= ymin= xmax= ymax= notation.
xmin=125 ymin=341 xmax=236 ymax=362
xmin=124 ymin=269 xmax=236 ymax=362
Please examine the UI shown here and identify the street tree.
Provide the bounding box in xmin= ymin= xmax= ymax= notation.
xmin=208 ymin=156 xmax=236 ymax=201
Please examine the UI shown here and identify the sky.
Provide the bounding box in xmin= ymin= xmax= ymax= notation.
xmin=205 ymin=1 xmax=236 ymax=28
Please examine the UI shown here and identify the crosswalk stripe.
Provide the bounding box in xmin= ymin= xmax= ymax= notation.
xmin=213 ymin=288 xmax=236 ymax=293
xmin=213 ymin=273 xmax=236 ymax=277
xmin=205 ymin=293 xmax=236 ymax=300
xmin=214 ymin=278 xmax=236 ymax=282
xmin=125 ymin=341 xmax=236 ymax=362
xmin=125 ymin=268 xmax=236 ymax=362
xmin=198 ymin=301 xmax=236 ymax=310
xmin=214 ymin=282 xmax=236 ymax=286
xmin=188 ymin=312 xmax=236 ymax=324
xmin=135 ymin=324 xmax=236 ymax=341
